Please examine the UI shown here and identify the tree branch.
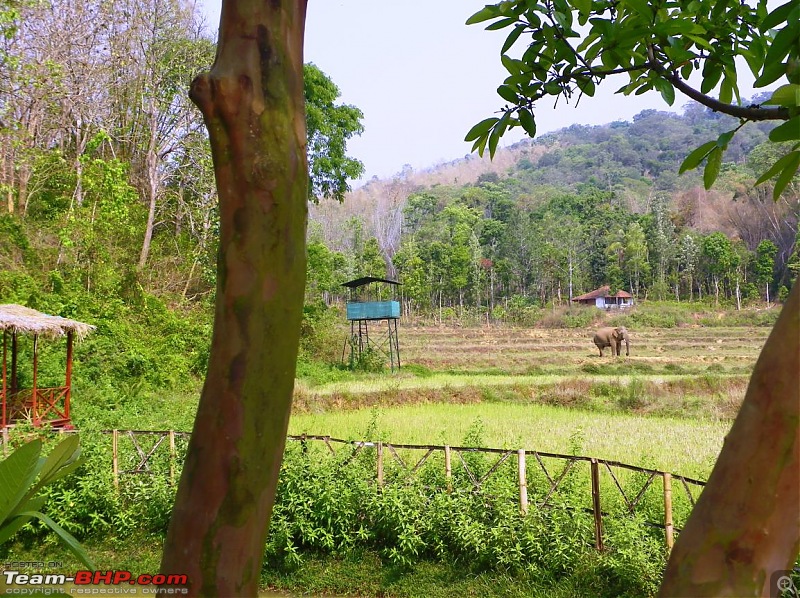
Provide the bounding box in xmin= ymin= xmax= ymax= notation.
xmin=662 ymin=70 xmax=789 ymax=121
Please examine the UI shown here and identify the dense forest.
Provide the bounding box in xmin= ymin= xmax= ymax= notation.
xmin=309 ymin=105 xmax=799 ymax=315
xmin=0 ymin=0 xmax=797 ymax=396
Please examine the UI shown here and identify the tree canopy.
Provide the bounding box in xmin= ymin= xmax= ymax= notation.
xmin=466 ymin=0 xmax=799 ymax=198
xmin=304 ymin=63 xmax=365 ymax=202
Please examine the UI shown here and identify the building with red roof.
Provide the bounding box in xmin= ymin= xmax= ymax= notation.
xmin=571 ymin=285 xmax=633 ymax=309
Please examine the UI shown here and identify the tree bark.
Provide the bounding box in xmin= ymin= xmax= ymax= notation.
xmin=160 ymin=2 xmax=308 ymax=596
xmin=660 ymin=283 xmax=800 ymax=597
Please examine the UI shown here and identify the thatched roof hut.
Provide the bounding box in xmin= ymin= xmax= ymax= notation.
xmin=1 ymin=304 xmax=94 ymax=429
xmin=0 ymin=304 xmax=95 ymax=339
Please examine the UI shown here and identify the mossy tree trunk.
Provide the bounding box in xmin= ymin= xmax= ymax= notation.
xmin=660 ymin=283 xmax=799 ymax=596
xmin=159 ymin=1 xmax=308 ymax=596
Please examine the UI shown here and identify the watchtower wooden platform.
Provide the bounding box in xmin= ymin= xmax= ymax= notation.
xmin=342 ymin=277 xmax=401 ymax=371
xmin=1 ymin=304 xmax=94 ymax=430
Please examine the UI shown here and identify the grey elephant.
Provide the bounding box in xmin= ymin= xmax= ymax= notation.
xmin=593 ymin=326 xmax=630 ymax=356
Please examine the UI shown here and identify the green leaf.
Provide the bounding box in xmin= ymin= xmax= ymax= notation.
xmin=703 ymin=147 xmax=723 ymax=189
xmin=486 ymin=17 xmax=518 ymax=31
xmin=763 ymin=26 xmax=799 ymax=67
xmin=754 ymin=60 xmax=787 ymax=88
xmin=18 ymin=511 xmax=95 ymax=570
xmin=772 ymin=152 xmax=800 ymax=200
xmin=0 ymin=496 xmax=45 ymax=545
xmin=719 ymin=79 xmax=733 ymax=105
xmin=495 ymin=110 xmax=512 ymax=139
xmin=621 ymin=0 xmax=651 ymax=16
xmin=35 ymin=435 xmax=81 ymax=489
xmin=518 ymin=107 xmax=537 ymax=137
xmin=497 ymin=84 xmax=519 ymax=104
xmin=573 ymin=0 xmax=592 ymax=24
xmin=0 ymin=440 xmax=42 ymax=524
xmin=466 ymin=6 xmax=500 ymax=25
xmin=684 ymin=34 xmax=714 ymax=51
xmin=655 ymin=79 xmax=675 ymax=105
xmin=769 ymin=116 xmax=800 ymax=142
xmin=488 ymin=125 xmax=501 ymax=159
xmin=760 ymin=0 xmax=794 ymax=31
xmin=472 ymin=135 xmax=489 ymax=157
xmin=576 ymin=76 xmax=596 ymax=97
xmin=0 ymin=513 xmax=34 ymax=545
xmin=764 ymin=84 xmax=800 ymax=108
xmin=716 ymin=129 xmax=736 ymax=149
xmin=680 ymin=141 xmax=717 ymax=174
xmin=465 ymin=118 xmax=499 ymax=142
xmin=755 ymin=151 xmax=800 ymax=185
xmin=701 ymin=62 xmax=723 ymax=94
xmin=502 ymin=24 xmax=526 ymax=54
xmin=501 ymin=54 xmax=524 ymax=75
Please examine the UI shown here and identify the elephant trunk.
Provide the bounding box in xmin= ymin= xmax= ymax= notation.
xmin=624 ymin=333 xmax=630 ymax=356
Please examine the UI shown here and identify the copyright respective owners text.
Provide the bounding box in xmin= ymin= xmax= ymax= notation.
xmin=2 ymin=564 xmax=189 ymax=596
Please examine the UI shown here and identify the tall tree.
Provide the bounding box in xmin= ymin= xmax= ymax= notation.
xmin=159 ymin=2 xmax=308 ymax=595
xmin=754 ymin=239 xmax=778 ymax=303
xmin=120 ymin=0 xmax=213 ymax=270
xmin=304 ymin=63 xmax=364 ymax=202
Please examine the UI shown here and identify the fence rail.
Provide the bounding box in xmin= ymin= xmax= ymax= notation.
xmin=99 ymin=429 xmax=706 ymax=553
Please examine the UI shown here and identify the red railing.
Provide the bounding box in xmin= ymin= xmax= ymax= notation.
xmin=1 ymin=386 xmax=70 ymax=427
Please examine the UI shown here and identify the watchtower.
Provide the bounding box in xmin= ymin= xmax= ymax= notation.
xmin=341 ymin=277 xmax=401 ymax=371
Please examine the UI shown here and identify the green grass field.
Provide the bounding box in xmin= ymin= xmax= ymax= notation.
xmin=288 ymin=324 xmax=768 ymax=480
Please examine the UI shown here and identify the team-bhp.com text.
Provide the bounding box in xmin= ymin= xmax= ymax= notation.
xmin=3 ymin=571 xmax=188 ymax=595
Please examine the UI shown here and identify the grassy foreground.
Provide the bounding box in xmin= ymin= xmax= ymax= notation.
xmin=3 ymin=322 xmax=772 ymax=597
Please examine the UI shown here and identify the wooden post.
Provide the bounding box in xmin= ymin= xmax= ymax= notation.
xmin=2 ymin=330 xmax=7 ymax=429
xmin=591 ymin=458 xmax=604 ymax=551
xmin=64 ymin=331 xmax=74 ymax=420
xmin=444 ymin=445 xmax=452 ymax=492
xmin=31 ymin=334 xmax=38 ymax=425
xmin=169 ymin=430 xmax=176 ymax=485
xmin=10 ymin=331 xmax=16 ymax=397
xmin=518 ymin=449 xmax=528 ymax=515
xmin=376 ymin=441 xmax=384 ymax=488
xmin=112 ymin=429 xmax=119 ymax=491
xmin=2 ymin=427 xmax=8 ymax=458
xmin=663 ymin=472 xmax=674 ymax=551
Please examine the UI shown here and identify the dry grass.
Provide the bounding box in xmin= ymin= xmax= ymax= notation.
xmin=289 ymin=324 xmax=767 ymax=475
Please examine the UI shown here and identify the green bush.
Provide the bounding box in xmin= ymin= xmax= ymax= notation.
xmin=0 ymin=426 xmax=674 ymax=597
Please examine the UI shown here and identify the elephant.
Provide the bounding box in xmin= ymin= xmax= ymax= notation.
xmin=593 ymin=326 xmax=630 ymax=357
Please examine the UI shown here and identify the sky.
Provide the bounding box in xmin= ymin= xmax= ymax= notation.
xmin=196 ymin=1 xmax=765 ymax=183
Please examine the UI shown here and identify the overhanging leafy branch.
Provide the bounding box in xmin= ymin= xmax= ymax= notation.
xmin=466 ymin=0 xmax=800 ymax=198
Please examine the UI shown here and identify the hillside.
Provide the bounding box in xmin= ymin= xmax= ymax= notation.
xmin=308 ymin=100 xmax=798 ymax=314
xmin=312 ymin=101 xmax=778 ymax=242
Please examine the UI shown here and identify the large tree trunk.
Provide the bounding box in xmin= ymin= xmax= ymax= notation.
xmin=660 ymin=282 xmax=799 ymax=597
xmin=160 ymin=2 xmax=308 ymax=596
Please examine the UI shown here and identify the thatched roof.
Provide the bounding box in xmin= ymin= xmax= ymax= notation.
xmin=0 ymin=304 xmax=95 ymax=340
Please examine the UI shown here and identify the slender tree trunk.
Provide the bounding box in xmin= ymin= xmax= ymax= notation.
xmin=735 ymin=278 xmax=741 ymax=311
xmin=139 ymin=116 xmax=160 ymax=269
xmin=660 ymin=283 xmax=799 ymax=596
xmin=160 ymin=2 xmax=308 ymax=595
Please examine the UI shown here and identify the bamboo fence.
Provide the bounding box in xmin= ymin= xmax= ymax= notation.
xmin=0 ymin=428 xmax=703 ymax=552
xmin=94 ymin=429 xmax=708 ymax=552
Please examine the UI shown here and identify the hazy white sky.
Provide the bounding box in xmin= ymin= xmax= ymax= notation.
xmin=196 ymin=1 xmax=763 ymax=182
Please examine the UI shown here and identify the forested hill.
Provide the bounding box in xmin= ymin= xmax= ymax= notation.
xmin=309 ymin=101 xmax=798 ymax=311
xmin=503 ymin=104 xmax=774 ymax=194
